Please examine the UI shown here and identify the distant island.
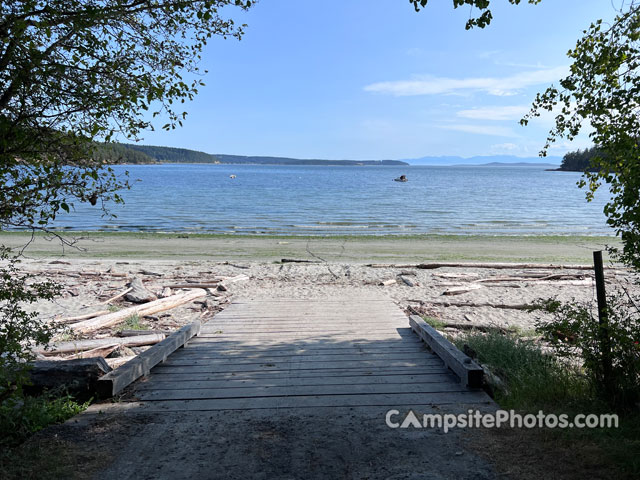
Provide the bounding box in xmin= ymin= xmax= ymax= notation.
xmin=94 ymin=143 xmax=408 ymax=166
xmin=549 ymin=146 xmax=601 ymax=172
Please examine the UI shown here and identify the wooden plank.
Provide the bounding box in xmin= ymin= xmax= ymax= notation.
xmin=173 ymin=349 xmax=430 ymax=361
xmin=162 ymin=351 xmax=436 ymax=365
xmin=196 ymin=328 xmax=415 ymax=335
xmin=144 ymin=366 xmax=451 ymax=381
xmin=136 ymin=381 xmax=469 ymax=401
xmin=146 ymin=364 xmax=450 ymax=382
xmin=135 ymin=391 xmax=491 ymax=411
xmin=180 ymin=345 xmax=428 ymax=356
xmin=152 ymin=358 xmax=443 ymax=374
xmin=97 ymin=321 xmax=201 ymax=397
xmin=137 ymin=373 xmax=457 ymax=390
xmin=409 ymin=315 xmax=483 ymax=388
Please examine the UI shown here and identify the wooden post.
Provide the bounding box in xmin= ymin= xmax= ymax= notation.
xmin=593 ymin=251 xmax=613 ymax=395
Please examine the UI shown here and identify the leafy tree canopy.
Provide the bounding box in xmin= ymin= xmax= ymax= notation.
xmin=1 ymin=0 xmax=252 ymax=231
xmin=410 ymin=0 xmax=541 ymax=29
xmin=519 ymin=3 xmax=640 ymax=268
xmin=0 ymin=1 xmax=253 ymax=398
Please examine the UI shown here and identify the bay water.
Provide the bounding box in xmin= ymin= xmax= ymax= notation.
xmin=50 ymin=164 xmax=612 ymax=236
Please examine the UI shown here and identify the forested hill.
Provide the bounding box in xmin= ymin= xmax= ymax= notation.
xmin=96 ymin=143 xmax=408 ymax=166
xmin=556 ymin=146 xmax=601 ymax=172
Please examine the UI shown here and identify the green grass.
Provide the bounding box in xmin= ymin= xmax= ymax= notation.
xmin=0 ymin=392 xmax=91 ymax=479
xmin=0 ymin=393 xmax=89 ymax=449
xmin=454 ymin=331 xmax=592 ymax=411
xmin=116 ymin=313 xmax=148 ymax=331
xmin=455 ymin=331 xmax=640 ymax=477
xmin=422 ymin=315 xmax=447 ymax=329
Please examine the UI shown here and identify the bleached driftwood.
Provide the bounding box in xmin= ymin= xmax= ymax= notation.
xmin=97 ymin=287 xmax=133 ymax=305
xmin=442 ymin=284 xmax=483 ymax=296
xmin=105 ymin=356 xmax=137 ymax=369
xmin=379 ymin=279 xmax=396 ymax=286
xmin=69 ymin=289 xmax=206 ymax=333
xmin=426 ymin=300 xmax=533 ymax=310
xmin=53 ymin=310 xmax=110 ymax=324
xmin=368 ymin=262 xmax=599 ymax=270
xmin=37 ymin=334 xmax=165 ymax=356
xmin=67 ymin=344 xmax=120 ymax=359
xmin=164 ymin=283 xmax=221 ymax=289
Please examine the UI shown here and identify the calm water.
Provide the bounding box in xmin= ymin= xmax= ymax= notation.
xmin=50 ymin=164 xmax=613 ymax=236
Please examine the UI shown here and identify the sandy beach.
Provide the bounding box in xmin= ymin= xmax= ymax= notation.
xmin=7 ymin=232 xmax=630 ymax=356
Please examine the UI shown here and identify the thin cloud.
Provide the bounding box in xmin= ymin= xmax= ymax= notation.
xmin=438 ymin=124 xmax=520 ymax=138
xmin=364 ymin=66 xmax=568 ymax=97
xmin=457 ymin=105 xmax=531 ymax=121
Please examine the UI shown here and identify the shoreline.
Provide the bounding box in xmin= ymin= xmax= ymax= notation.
xmin=1 ymin=231 xmax=619 ymax=264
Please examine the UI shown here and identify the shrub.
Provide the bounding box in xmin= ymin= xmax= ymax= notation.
xmin=535 ymin=295 xmax=640 ymax=411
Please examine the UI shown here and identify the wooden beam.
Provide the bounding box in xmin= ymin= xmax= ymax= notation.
xmin=409 ymin=315 xmax=483 ymax=388
xmin=27 ymin=358 xmax=112 ymax=398
xmin=97 ymin=321 xmax=201 ymax=398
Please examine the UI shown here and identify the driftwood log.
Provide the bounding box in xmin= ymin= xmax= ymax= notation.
xmin=53 ymin=310 xmax=110 ymax=324
xmin=367 ymin=262 xmax=601 ymax=270
xmin=69 ymin=289 xmax=206 ymax=333
xmin=37 ymin=334 xmax=165 ymax=356
xmin=442 ymin=284 xmax=483 ymax=296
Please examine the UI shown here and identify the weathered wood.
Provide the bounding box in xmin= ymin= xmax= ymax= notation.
xmin=409 ymin=315 xmax=483 ymax=388
xmin=417 ymin=300 xmax=533 ymax=310
xmin=69 ymin=289 xmax=206 ymax=333
xmin=399 ymin=275 xmax=416 ymax=287
xmin=164 ymin=283 xmax=221 ymax=289
xmin=137 ymin=373 xmax=456 ymax=391
xmin=27 ymin=358 xmax=112 ymax=398
xmin=379 ymin=279 xmax=396 ymax=286
xmin=367 ymin=262 xmax=600 ymax=270
xmin=105 ymin=356 xmax=137 ymax=369
xmin=416 ymin=262 xmax=596 ymax=270
xmin=67 ymin=344 xmax=120 ymax=359
xmin=218 ymin=274 xmax=250 ymax=289
xmin=442 ymin=284 xmax=483 ymax=296
xmin=117 ymin=329 xmax=171 ymax=337
xmin=37 ymin=334 xmax=165 ymax=355
xmin=97 ymin=321 xmax=201 ymax=397
xmin=53 ymin=310 xmax=110 ymax=324
xmin=98 ymin=287 xmax=133 ymax=305
xmin=125 ymin=277 xmax=157 ymax=303
xmin=125 ymin=296 xmax=492 ymax=411
xmin=281 ymin=259 xmax=320 ymax=264
xmin=160 ymin=286 xmax=172 ymax=297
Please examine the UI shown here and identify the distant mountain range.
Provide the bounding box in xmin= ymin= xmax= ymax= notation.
xmin=404 ymin=155 xmax=561 ymax=167
xmin=101 ymin=143 xmax=561 ymax=167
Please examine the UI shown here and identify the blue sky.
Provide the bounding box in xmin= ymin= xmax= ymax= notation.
xmin=138 ymin=0 xmax=616 ymax=161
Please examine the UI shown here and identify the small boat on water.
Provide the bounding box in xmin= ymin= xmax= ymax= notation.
xmin=229 ymin=174 xmax=236 ymax=179
xmin=393 ymin=175 xmax=408 ymax=182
